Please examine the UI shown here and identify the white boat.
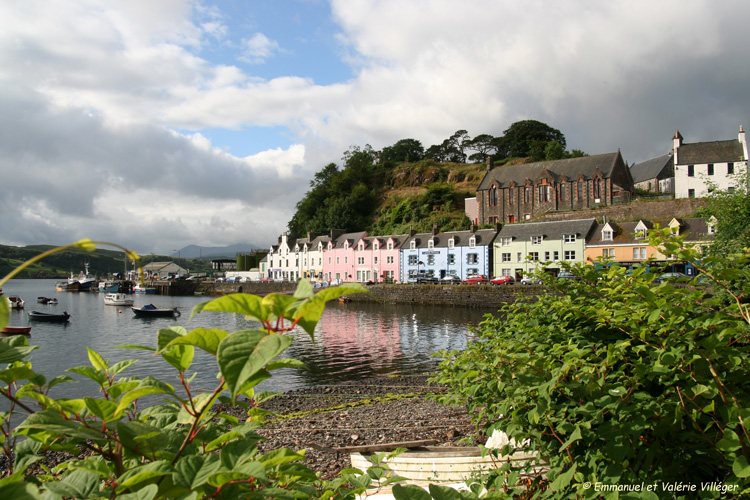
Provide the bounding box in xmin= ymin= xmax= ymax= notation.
xmin=103 ymin=293 xmax=134 ymax=306
xmin=68 ymin=263 xmax=96 ymax=291
xmin=6 ymin=296 xmax=24 ymax=309
xmin=133 ymin=284 xmax=156 ymax=294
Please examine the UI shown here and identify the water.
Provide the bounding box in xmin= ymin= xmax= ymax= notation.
xmin=2 ymin=280 xmax=495 ymax=401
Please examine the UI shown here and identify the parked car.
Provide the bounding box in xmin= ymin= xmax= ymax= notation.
xmin=412 ymin=272 xmax=439 ymax=284
xmin=556 ymin=271 xmax=578 ymax=280
xmin=519 ymin=276 xmax=543 ymax=285
xmin=440 ymin=275 xmax=462 ymax=285
xmin=489 ymin=275 xmax=515 ymax=285
xmin=653 ymin=272 xmax=688 ymax=284
xmin=462 ymin=274 xmax=489 ymax=285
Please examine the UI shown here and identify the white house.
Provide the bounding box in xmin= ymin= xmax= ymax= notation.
xmin=673 ymin=126 xmax=749 ymax=198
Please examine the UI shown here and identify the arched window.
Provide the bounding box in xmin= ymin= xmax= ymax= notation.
xmin=509 ymin=186 xmax=515 ymax=205
xmin=488 ymin=186 xmax=497 ymax=206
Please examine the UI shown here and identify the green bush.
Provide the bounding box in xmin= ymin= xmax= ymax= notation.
xmin=432 ymin=230 xmax=750 ymax=499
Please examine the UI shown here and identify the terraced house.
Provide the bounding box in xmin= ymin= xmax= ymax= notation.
xmin=400 ymin=225 xmax=498 ymax=281
xmin=493 ymin=219 xmax=596 ymax=279
xmin=476 ymin=151 xmax=634 ymax=224
xmin=293 ymin=232 xmax=331 ymax=282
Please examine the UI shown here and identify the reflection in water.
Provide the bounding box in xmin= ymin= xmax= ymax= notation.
xmin=0 ymin=280 xmax=496 ymax=398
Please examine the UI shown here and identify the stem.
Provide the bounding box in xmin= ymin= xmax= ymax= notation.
xmin=170 ymin=380 xmax=225 ymax=466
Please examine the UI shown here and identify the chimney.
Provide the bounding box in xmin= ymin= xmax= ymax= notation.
xmin=470 ymin=224 xmax=477 ymax=233
xmin=409 ymin=225 xmax=416 ymax=237
xmin=673 ymin=130 xmax=683 ymax=164
xmin=494 ymin=222 xmax=501 ymax=232
xmin=486 ymin=156 xmax=493 ymax=171
xmin=432 ymin=223 xmax=439 ymax=236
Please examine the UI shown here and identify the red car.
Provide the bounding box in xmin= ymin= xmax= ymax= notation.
xmin=462 ymin=274 xmax=489 ymax=284
xmin=489 ymin=275 xmax=515 ymax=285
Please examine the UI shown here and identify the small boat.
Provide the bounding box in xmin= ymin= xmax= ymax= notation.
xmin=29 ymin=311 xmax=71 ymax=323
xmin=37 ymin=297 xmax=58 ymax=304
xmin=98 ymin=281 xmax=120 ymax=293
xmin=7 ymin=296 xmax=24 ymax=309
xmin=133 ymin=284 xmax=157 ymax=294
xmin=103 ymin=293 xmax=134 ymax=306
xmin=132 ymin=304 xmax=180 ymax=318
xmin=338 ymin=296 xmax=350 ymax=303
xmin=1 ymin=326 xmax=31 ymax=335
xmin=68 ymin=263 xmax=96 ymax=292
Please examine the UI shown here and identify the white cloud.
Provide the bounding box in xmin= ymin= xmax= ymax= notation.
xmin=239 ymin=33 xmax=282 ymax=64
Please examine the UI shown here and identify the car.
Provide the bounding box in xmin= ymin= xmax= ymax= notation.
xmin=462 ymin=274 xmax=489 ymax=284
xmin=653 ymin=272 xmax=688 ymax=284
xmin=556 ymin=271 xmax=578 ymax=280
xmin=489 ymin=275 xmax=515 ymax=285
xmin=519 ymin=276 xmax=543 ymax=285
xmin=440 ymin=275 xmax=462 ymax=285
xmin=411 ymin=272 xmax=438 ymax=284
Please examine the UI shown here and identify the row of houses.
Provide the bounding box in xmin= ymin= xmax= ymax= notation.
xmin=261 ymin=217 xmax=713 ymax=283
xmin=468 ymin=126 xmax=748 ymax=225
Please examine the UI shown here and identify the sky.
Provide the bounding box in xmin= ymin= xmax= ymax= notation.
xmin=2 ymin=0 xmax=749 ymax=256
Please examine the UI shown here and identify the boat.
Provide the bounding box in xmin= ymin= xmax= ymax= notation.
xmin=37 ymin=297 xmax=58 ymax=304
xmin=132 ymin=304 xmax=180 ymax=318
xmin=338 ymin=296 xmax=350 ymax=303
xmin=98 ymin=281 xmax=120 ymax=293
xmin=68 ymin=263 xmax=96 ymax=292
xmin=133 ymin=284 xmax=157 ymax=294
xmin=103 ymin=293 xmax=134 ymax=306
xmin=1 ymin=326 xmax=31 ymax=335
xmin=29 ymin=311 xmax=71 ymax=323
xmin=7 ymin=296 xmax=24 ymax=309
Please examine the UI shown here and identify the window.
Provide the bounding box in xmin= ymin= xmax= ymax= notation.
xmin=373 ymin=241 xmax=379 ymax=251
xmin=358 ymin=242 xmax=364 ymax=251
xmin=469 ymin=236 xmax=476 ymax=248
xmin=387 ymin=241 xmax=393 ymax=250
xmin=633 ymin=247 xmax=647 ymax=260
xmin=531 ymin=235 xmax=543 ymax=245
xmin=560 ymin=183 xmax=567 ymax=201
xmin=553 ymin=251 xmax=559 ymax=260
xmin=448 ymin=238 xmax=454 ymax=249
xmin=357 ymin=257 xmax=365 ymax=265
xmin=386 ymin=255 xmax=394 ymax=264
xmin=489 ymin=186 xmax=497 ymax=206
xmin=688 ymin=165 xmax=694 ymax=177
xmin=408 ymin=255 xmax=418 ymax=265
xmin=707 ymin=164 xmax=714 ymax=176
xmin=577 ymin=181 xmax=583 ymax=199
xmin=544 ymin=251 xmax=550 ymax=261
xmin=528 ymin=252 xmax=539 ymax=261
xmin=602 ymin=248 xmax=615 ymax=258
xmin=688 ymin=189 xmax=695 ymax=198
xmin=538 ymin=185 xmax=549 ymax=202
xmin=427 ymin=255 xmax=435 ymax=265
xmin=602 ymin=229 xmax=613 ymax=241
xmin=593 ymin=179 xmax=602 ymax=198
xmin=448 ymin=254 xmax=455 ymax=265
xmin=488 ymin=216 xmax=498 ymax=223
xmin=344 ymin=257 xmax=347 ymax=264
xmin=374 ymin=256 xmax=378 ymax=265
xmin=728 ymin=162 xmax=735 ymax=174
xmin=564 ymin=250 xmax=576 ymax=260
xmin=427 ymin=239 xmax=434 ymax=249
xmin=502 ymin=268 xmax=513 ymax=276
xmin=509 ymin=187 xmax=515 ymax=205
xmin=410 ymin=240 xmax=416 ymax=250
xmin=500 ymin=237 xmax=512 ymax=246
xmin=336 ymin=257 xmax=340 ymax=264
xmin=502 ymin=253 xmax=511 ymax=262
xmin=524 ymin=187 xmax=530 ymax=204
xmin=517 ymin=252 xmax=523 ymax=262
xmin=467 ymin=253 xmax=478 ymax=264
xmin=563 ymin=234 xmax=576 ymax=244
xmin=328 ymin=257 xmax=332 ymax=264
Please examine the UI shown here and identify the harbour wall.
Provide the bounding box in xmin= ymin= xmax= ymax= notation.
xmin=199 ymin=282 xmax=541 ymax=308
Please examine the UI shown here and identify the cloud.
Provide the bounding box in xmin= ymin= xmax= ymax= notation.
xmin=239 ymin=33 xmax=282 ymax=64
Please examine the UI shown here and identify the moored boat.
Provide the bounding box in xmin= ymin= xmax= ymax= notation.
xmin=98 ymin=281 xmax=119 ymax=293
xmin=29 ymin=311 xmax=71 ymax=323
xmin=1 ymin=326 xmax=31 ymax=335
xmin=37 ymin=296 xmax=58 ymax=304
xmin=103 ymin=293 xmax=134 ymax=306
xmin=132 ymin=304 xmax=180 ymax=318
xmin=133 ymin=284 xmax=157 ymax=294
xmin=7 ymin=296 xmax=24 ymax=309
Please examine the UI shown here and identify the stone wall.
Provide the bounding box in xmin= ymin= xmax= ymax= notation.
xmin=531 ymin=197 xmax=707 ymax=224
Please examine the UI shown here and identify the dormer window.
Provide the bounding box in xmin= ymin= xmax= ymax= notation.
xmin=387 ymin=241 xmax=393 ymax=251
xmin=469 ymin=236 xmax=476 ymax=248
xmin=602 ymin=229 xmax=613 ymax=241
xmin=448 ymin=238 xmax=455 ymax=249
xmin=410 ymin=240 xmax=416 ymax=250
xmin=531 ymin=235 xmax=543 ymax=245
xmin=373 ymin=241 xmax=379 ymax=251
xmin=563 ymin=234 xmax=576 ymax=244
xmin=428 ymin=239 xmax=434 ymax=249
xmin=358 ymin=242 xmax=364 ymax=251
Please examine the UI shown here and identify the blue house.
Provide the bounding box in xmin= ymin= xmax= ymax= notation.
xmin=400 ymin=225 xmax=499 ymax=281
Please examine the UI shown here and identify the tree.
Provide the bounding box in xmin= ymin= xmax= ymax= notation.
xmin=380 ymin=138 xmax=424 ymax=163
xmin=466 ymin=134 xmax=498 ymax=163
xmin=432 ymin=231 xmax=750 ymax=498
xmin=496 ymin=119 xmax=566 ymax=159
xmin=700 ymin=171 xmax=750 ymax=253
xmin=544 ymin=140 xmax=566 ymax=161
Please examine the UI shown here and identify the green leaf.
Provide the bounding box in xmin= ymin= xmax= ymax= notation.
xmin=217 ymin=330 xmax=293 ymax=401
xmin=84 ymin=397 xmax=119 ymax=423
xmin=44 ymin=470 xmax=100 ymax=498
xmin=109 ymin=359 xmax=138 ymax=376
xmin=115 ymin=377 xmax=178 ymax=416
xmin=117 ymin=484 xmax=158 ymax=500
xmin=427 ymin=483 xmax=464 ymax=500
xmin=174 ymin=454 xmax=222 ymax=490
xmin=0 ymin=366 xmax=38 ymax=384
xmin=549 ymin=465 xmax=576 ymax=491
xmin=0 ymin=337 xmax=38 ymax=364
xmin=164 ymin=327 xmax=229 ymax=356
xmin=0 ymin=481 xmax=44 ymax=500
xmin=116 ymin=461 xmax=173 ymax=492
xmin=87 ymin=348 xmax=108 ymax=371
xmin=266 ymin=358 xmax=307 ymax=371
xmin=67 ymin=365 xmax=108 ymax=386
xmin=190 ymin=294 xmax=268 ymax=323
xmin=734 ymin=455 xmax=750 ymax=478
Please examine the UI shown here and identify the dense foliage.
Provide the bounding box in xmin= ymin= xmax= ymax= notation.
xmin=432 ymin=230 xmax=750 ymax=499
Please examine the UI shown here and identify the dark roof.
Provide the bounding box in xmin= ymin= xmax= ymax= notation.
xmin=587 ymin=218 xmax=713 ymax=245
xmin=497 ymin=219 xmax=597 ymax=240
xmin=677 ymin=140 xmax=745 ymax=165
xmin=630 ymin=154 xmax=673 ymax=183
xmin=332 ymin=231 xmax=367 ymax=249
xmin=405 ymin=228 xmax=498 ymax=249
xmin=477 ymin=152 xmax=622 ymax=191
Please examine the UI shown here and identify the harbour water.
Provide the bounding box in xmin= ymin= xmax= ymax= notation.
xmin=2 ymin=279 xmax=495 ymax=401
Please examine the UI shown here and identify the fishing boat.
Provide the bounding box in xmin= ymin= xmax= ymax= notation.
xmin=103 ymin=293 xmax=134 ymax=306
xmin=132 ymin=304 xmax=180 ymax=318
xmin=29 ymin=311 xmax=71 ymax=323
xmin=133 ymin=284 xmax=157 ymax=294
xmin=1 ymin=326 xmax=31 ymax=335
xmin=7 ymin=296 xmax=24 ymax=309
xmin=98 ymin=281 xmax=120 ymax=293
xmin=37 ymin=297 xmax=58 ymax=304
xmin=68 ymin=263 xmax=96 ymax=292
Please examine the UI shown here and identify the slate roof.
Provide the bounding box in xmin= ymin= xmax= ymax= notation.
xmin=496 ymin=219 xmax=597 ymax=241
xmin=477 ymin=152 xmax=622 ymax=191
xmin=587 ymin=218 xmax=713 ymax=245
xmin=405 ymin=228 xmax=498 ymax=249
xmin=677 ymin=140 xmax=745 ymax=165
xmin=332 ymin=231 xmax=367 ymax=249
xmin=364 ymin=234 xmax=409 ymax=249
xmin=630 ymin=153 xmax=673 ymax=184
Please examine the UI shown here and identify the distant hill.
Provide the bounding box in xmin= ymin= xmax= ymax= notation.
xmin=177 ymin=243 xmax=260 ymax=260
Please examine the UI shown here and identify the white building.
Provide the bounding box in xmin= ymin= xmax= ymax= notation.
xmin=673 ymin=126 xmax=749 ymax=198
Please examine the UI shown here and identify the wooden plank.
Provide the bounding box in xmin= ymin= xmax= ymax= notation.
xmin=304 ymin=439 xmax=439 ymax=453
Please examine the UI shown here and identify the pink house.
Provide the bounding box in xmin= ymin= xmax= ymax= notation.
xmin=363 ymin=234 xmax=408 ymax=282
xmin=323 ymin=231 xmax=367 ymax=283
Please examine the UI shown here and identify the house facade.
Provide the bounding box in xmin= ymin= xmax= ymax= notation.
xmin=362 ymin=235 xmax=407 ymax=283
xmin=629 ymin=153 xmax=674 ymax=194
xmin=673 ymin=127 xmax=749 ymax=199
xmin=294 ymin=233 xmax=331 ymax=282
xmin=476 ymin=151 xmax=634 ymax=224
xmin=323 ymin=231 xmax=368 ymax=283
xmin=400 ymin=226 xmax=498 ymax=281
xmin=493 ymin=219 xmax=596 ymax=279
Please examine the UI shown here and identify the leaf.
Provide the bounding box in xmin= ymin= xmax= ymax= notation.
xmin=84 ymin=398 xmax=119 ymax=423
xmin=427 ymin=483 xmax=464 ymax=500
xmin=549 ymin=465 xmax=576 ymax=491
xmin=109 ymin=359 xmax=138 ymax=376
xmin=0 ymin=366 xmax=38 ymax=384
xmin=117 ymin=484 xmax=158 ymax=500
xmin=734 ymin=455 xmax=750 ymax=478
xmin=115 ymin=377 xmax=178 ymax=416
xmin=164 ymin=328 xmax=229 ymax=356
xmin=116 ymin=461 xmax=174 ymax=492
xmin=87 ymin=348 xmax=108 ymax=371
xmin=44 ymin=470 xmax=100 ymax=498
xmin=217 ymin=330 xmax=293 ymax=401
xmin=67 ymin=366 xmax=108 ymax=386
xmin=174 ymin=454 xmax=222 ymax=490
xmin=717 ymin=430 xmax=741 ymax=452
xmin=0 ymin=481 xmax=44 ymax=500
xmin=190 ymin=294 xmax=268 ymax=323
xmin=0 ymin=337 xmax=38 ymax=364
